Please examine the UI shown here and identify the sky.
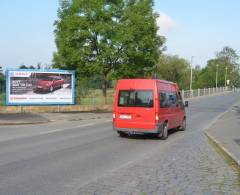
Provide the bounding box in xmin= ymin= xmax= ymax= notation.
xmin=0 ymin=0 xmax=240 ymax=70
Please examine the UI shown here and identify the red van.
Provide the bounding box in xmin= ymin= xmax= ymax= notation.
xmin=113 ymin=79 xmax=188 ymax=139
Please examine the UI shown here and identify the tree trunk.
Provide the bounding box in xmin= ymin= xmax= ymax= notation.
xmin=102 ymin=75 xmax=107 ymax=104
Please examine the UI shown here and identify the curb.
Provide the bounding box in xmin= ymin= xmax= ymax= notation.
xmin=205 ymin=131 xmax=240 ymax=167
xmin=204 ymin=100 xmax=240 ymax=168
xmin=0 ymin=120 xmax=49 ymax=126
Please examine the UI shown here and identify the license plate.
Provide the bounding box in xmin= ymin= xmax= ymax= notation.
xmin=119 ymin=115 xmax=132 ymax=119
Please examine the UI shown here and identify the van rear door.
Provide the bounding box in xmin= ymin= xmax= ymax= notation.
xmin=116 ymin=90 xmax=156 ymax=130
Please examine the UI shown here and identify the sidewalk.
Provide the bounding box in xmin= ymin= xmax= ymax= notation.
xmin=0 ymin=113 xmax=49 ymax=125
xmin=0 ymin=112 xmax=112 ymax=125
xmin=40 ymin=112 xmax=112 ymax=122
xmin=205 ymin=103 xmax=240 ymax=166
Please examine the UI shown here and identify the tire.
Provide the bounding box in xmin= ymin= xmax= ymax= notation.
xmin=157 ymin=123 xmax=168 ymax=140
xmin=118 ymin=131 xmax=127 ymax=138
xmin=161 ymin=123 xmax=168 ymax=140
xmin=179 ymin=118 xmax=186 ymax=131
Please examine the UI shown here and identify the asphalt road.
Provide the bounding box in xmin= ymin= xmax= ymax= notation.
xmin=0 ymin=93 xmax=240 ymax=195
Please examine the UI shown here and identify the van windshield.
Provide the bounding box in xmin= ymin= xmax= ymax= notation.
xmin=118 ymin=90 xmax=153 ymax=107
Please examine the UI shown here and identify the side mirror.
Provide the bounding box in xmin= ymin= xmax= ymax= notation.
xmin=184 ymin=101 xmax=189 ymax=107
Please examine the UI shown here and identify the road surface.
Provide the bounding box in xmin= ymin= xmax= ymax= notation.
xmin=0 ymin=93 xmax=239 ymax=194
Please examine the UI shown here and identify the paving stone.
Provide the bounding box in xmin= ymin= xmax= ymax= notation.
xmin=76 ymin=131 xmax=240 ymax=194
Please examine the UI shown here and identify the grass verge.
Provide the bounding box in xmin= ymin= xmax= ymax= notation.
xmin=207 ymin=134 xmax=240 ymax=186
xmin=0 ymin=93 xmax=5 ymax=106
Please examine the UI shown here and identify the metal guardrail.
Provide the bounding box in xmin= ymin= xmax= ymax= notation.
xmin=181 ymin=87 xmax=240 ymax=100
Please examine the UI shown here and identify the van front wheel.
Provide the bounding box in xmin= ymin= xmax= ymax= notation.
xmin=179 ymin=118 xmax=186 ymax=131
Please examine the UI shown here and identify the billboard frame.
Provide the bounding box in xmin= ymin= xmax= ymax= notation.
xmin=5 ymin=69 xmax=76 ymax=106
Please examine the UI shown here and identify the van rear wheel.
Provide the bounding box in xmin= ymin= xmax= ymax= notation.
xmin=157 ymin=123 xmax=168 ymax=140
xmin=161 ymin=123 xmax=168 ymax=140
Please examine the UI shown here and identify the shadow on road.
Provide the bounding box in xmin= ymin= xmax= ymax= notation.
xmin=119 ymin=128 xmax=180 ymax=140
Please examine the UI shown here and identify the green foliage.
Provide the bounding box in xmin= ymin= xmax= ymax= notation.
xmin=156 ymin=46 xmax=240 ymax=89
xmin=157 ymin=54 xmax=190 ymax=89
xmin=194 ymin=63 xmax=216 ymax=88
xmin=216 ymin=46 xmax=239 ymax=65
xmin=18 ymin=63 xmax=51 ymax=70
xmin=53 ymin=0 xmax=164 ymax=100
xmin=195 ymin=46 xmax=240 ymax=88
xmin=19 ymin=64 xmax=36 ymax=69
xmin=0 ymin=67 xmax=5 ymax=94
xmin=77 ymin=88 xmax=114 ymax=105
xmin=76 ymin=75 xmax=113 ymax=104
xmin=19 ymin=64 xmax=29 ymax=69
xmin=0 ymin=72 xmax=5 ymax=83
xmin=0 ymin=93 xmax=5 ymax=106
xmin=111 ymin=0 xmax=165 ymax=78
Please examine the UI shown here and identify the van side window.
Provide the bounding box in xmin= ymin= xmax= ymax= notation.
xmin=177 ymin=92 xmax=184 ymax=108
xmin=169 ymin=92 xmax=177 ymax=107
xmin=160 ymin=92 xmax=170 ymax=108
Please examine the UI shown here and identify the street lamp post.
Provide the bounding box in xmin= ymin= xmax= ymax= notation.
xmin=190 ymin=56 xmax=194 ymax=90
xmin=225 ymin=66 xmax=228 ymax=87
xmin=216 ymin=64 xmax=219 ymax=88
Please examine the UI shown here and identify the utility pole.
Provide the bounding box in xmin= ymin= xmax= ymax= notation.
xmin=216 ymin=64 xmax=219 ymax=88
xmin=225 ymin=66 xmax=228 ymax=87
xmin=190 ymin=56 xmax=194 ymax=90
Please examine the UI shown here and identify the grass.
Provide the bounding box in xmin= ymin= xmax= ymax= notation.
xmin=0 ymin=89 xmax=115 ymax=106
xmin=208 ymin=136 xmax=240 ymax=187
xmin=0 ymin=93 xmax=5 ymax=106
xmin=76 ymin=88 xmax=115 ymax=105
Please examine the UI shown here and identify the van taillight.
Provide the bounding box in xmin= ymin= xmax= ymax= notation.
xmin=113 ymin=113 xmax=116 ymax=119
xmin=155 ymin=113 xmax=159 ymax=122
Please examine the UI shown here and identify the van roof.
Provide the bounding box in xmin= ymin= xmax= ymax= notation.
xmin=118 ymin=79 xmax=176 ymax=85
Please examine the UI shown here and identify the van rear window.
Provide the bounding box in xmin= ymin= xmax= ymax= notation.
xmin=118 ymin=90 xmax=153 ymax=107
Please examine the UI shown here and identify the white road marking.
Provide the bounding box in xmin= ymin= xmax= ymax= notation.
xmin=38 ymin=123 xmax=96 ymax=135
xmin=37 ymin=119 xmax=112 ymax=135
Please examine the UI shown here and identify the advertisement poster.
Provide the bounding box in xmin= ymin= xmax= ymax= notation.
xmin=6 ymin=69 xmax=75 ymax=105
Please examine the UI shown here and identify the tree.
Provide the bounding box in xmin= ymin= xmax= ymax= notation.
xmin=19 ymin=64 xmax=29 ymax=69
xmin=0 ymin=66 xmax=3 ymax=80
xmin=53 ymin=0 xmax=164 ymax=102
xmin=195 ymin=46 xmax=240 ymax=88
xmin=29 ymin=65 xmax=35 ymax=69
xmin=111 ymin=0 xmax=165 ymax=79
xmin=0 ymin=66 xmax=4 ymax=94
xmin=157 ymin=54 xmax=190 ymax=89
xmin=195 ymin=61 xmax=218 ymax=88
xmin=37 ymin=62 xmax=41 ymax=69
xmin=216 ymin=46 xmax=239 ymax=65
xmin=19 ymin=64 xmax=36 ymax=69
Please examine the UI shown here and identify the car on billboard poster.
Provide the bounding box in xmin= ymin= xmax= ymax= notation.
xmin=6 ymin=69 xmax=75 ymax=105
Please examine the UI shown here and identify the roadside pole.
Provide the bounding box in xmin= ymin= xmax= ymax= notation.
xmin=190 ymin=56 xmax=194 ymax=98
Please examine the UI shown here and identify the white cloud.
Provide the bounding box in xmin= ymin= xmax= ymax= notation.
xmin=156 ymin=11 xmax=176 ymax=36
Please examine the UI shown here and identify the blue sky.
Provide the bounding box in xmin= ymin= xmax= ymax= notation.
xmin=0 ymin=0 xmax=240 ymax=70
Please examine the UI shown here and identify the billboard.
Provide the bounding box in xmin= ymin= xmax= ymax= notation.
xmin=6 ymin=69 xmax=75 ymax=105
